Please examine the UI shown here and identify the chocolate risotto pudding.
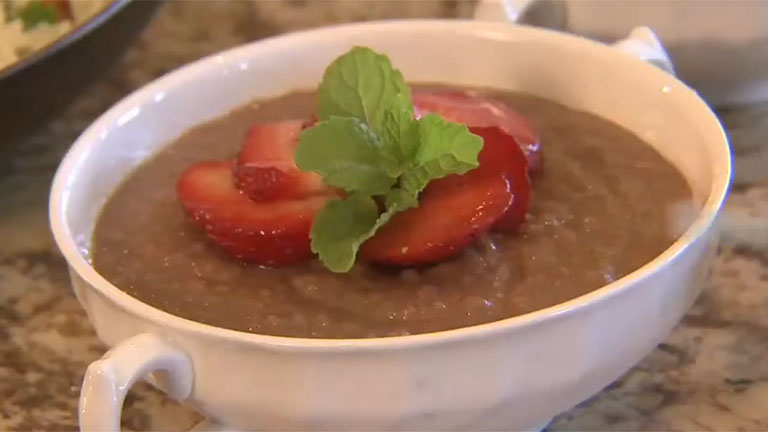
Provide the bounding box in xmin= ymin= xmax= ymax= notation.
xmin=91 ymin=89 xmax=692 ymax=339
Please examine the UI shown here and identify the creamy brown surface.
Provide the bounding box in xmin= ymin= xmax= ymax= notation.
xmin=91 ymin=89 xmax=692 ymax=339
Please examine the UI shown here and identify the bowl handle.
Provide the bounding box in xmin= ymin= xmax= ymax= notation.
xmin=79 ymin=333 xmax=194 ymax=432
xmin=612 ymin=27 xmax=676 ymax=75
xmin=474 ymin=0 xmax=536 ymax=22
xmin=473 ymin=0 xmax=675 ymax=75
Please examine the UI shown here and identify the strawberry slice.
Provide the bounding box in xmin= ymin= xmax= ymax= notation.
xmin=471 ymin=126 xmax=532 ymax=232
xmin=360 ymin=173 xmax=513 ymax=266
xmin=178 ymin=160 xmax=328 ymax=266
xmin=234 ymin=120 xmax=327 ymax=201
xmin=413 ymin=91 xmax=542 ymax=172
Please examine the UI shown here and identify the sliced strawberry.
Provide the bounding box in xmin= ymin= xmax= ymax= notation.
xmin=413 ymin=91 xmax=542 ymax=172
xmin=471 ymin=126 xmax=532 ymax=232
xmin=234 ymin=120 xmax=327 ymax=201
xmin=360 ymin=173 xmax=513 ymax=266
xmin=178 ymin=160 xmax=328 ymax=266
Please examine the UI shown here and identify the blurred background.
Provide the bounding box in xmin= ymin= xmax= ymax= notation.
xmin=1 ymin=1 xmax=767 ymax=430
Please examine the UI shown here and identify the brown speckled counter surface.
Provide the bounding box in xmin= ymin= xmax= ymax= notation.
xmin=2 ymin=2 xmax=768 ymax=430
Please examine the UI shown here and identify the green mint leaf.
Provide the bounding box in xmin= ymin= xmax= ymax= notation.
xmin=311 ymin=188 xmax=416 ymax=272
xmin=400 ymin=114 xmax=483 ymax=194
xmin=311 ymin=193 xmax=405 ymax=273
xmin=380 ymin=101 xmax=420 ymax=176
xmin=384 ymin=188 xmax=418 ymax=212
xmin=415 ymin=114 xmax=483 ymax=172
xmin=310 ymin=194 xmax=380 ymax=273
xmin=19 ymin=1 xmax=58 ymax=29
xmin=296 ymin=117 xmax=397 ymax=195
xmin=317 ymin=47 xmax=412 ymax=136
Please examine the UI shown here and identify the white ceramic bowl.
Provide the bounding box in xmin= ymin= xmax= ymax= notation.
xmin=50 ymin=20 xmax=730 ymax=432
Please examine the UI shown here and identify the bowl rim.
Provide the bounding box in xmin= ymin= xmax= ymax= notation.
xmin=49 ymin=19 xmax=732 ymax=352
xmin=0 ymin=0 xmax=133 ymax=80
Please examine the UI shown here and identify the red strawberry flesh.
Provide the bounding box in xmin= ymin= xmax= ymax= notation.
xmin=178 ymin=160 xmax=328 ymax=266
xmin=234 ymin=120 xmax=326 ymax=201
xmin=360 ymin=173 xmax=513 ymax=266
xmin=471 ymin=126 xmax=532 ymax=231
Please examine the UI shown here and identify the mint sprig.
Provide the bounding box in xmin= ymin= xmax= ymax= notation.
xmin=296 ymin=47 xmax=483 ymax=272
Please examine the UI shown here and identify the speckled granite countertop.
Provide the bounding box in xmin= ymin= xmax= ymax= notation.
xmin=2 ymin=2 xmax=768 ymax=431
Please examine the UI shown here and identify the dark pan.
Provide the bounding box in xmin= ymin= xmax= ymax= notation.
xmin=0 ymin=0 xmax=161 ymax=146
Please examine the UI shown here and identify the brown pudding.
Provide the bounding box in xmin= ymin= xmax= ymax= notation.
xmin=91 ymin=89 xmax=692 ymax=339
